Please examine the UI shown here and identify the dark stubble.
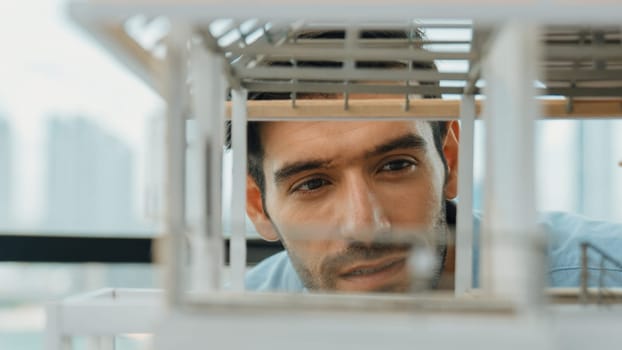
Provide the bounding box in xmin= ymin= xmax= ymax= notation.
xmin=274 ymin=202 xmax=449 ymax=293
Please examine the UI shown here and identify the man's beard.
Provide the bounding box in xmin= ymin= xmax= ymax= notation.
xmin=273 ymin=202 xmax=449 ymax=293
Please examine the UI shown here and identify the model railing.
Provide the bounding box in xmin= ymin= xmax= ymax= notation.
xmin=580 ymin=241 xmax=622 ymax=304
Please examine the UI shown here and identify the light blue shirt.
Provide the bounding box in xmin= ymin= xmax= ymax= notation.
xmin=245 ymin=212 xmax=622 ymax=292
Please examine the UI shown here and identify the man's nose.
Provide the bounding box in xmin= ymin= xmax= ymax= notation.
xmin=339 ymin=175 xmax=391 ymax=242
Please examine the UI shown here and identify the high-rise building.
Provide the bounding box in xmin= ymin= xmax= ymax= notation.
xmin=0 ymin=118 xmax=11 ymax=229
xmin=45 ymin=117 xmax=138 ymax=232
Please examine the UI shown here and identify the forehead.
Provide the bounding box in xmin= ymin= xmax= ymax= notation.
xmin=259 ymin=120 xmax=434 ymax=163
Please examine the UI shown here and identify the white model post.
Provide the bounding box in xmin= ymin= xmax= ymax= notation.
xmin=455 ymin=94 xmax=476 ymax=296
xmin=189 ymin=39 xmax=227 ymax=291
xmin=87 ymin=337 xmax=115 ymax=350
xmin=230 ymin=89 xmax=248 ymax=292
xmin=480 ymin=22 xmax=544 ymax=307
xmin=45 ymin=303 xmax=71 ymax=350
xmin=162 ymin=25 xmax=189 ymax=306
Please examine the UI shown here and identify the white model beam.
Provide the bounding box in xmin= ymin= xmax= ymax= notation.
xmin=237 ymin=67 xmax=468 ymax=81
xmin=69 ymin=1 xmax=622 ymax=24
xmin=220 ymin=98 xmax=622 ymax=121
xmin=242 ymin=82 xmax=459 ymax=96
xmin=230 ymin=89 xmax=248 ymax=292
xmin=227 ymin=46 xmax=473 ymax=61
xmin=68 ymin=7 xmax=166 ymax=97
xmin=162 ymin=26 xmax=190 ymax=306
xmin=189 ymin=39 xmax=228 ymax=291
xmin=480 ymin=22 xmax=545 ymax=308
xmin=454 ymin=95 xmax=476 ymax=296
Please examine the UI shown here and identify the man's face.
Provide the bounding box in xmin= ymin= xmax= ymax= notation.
xmin=246 ymin=121 xmax=459 ymax=292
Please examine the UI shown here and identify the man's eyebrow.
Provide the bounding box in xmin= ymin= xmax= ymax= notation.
xmin=273 ymin=159 xmax=331 ymax=186
xmin=365 ymin=133 xmax=427 ymax=158
xmin=272 ymin=134 xmax=426 ymax=186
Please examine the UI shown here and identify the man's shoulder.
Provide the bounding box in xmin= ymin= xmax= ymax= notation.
xmin=245 ymin=212 xmax=622 ymax=291
xmin=245 ymin=251 xmax=305 ymax=292
xmin=540 ymin=212 xmax=622 ymax=287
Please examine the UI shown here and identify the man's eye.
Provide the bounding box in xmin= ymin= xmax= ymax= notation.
xmin=294 ymin=178 xmax=329 ymax=192
xmin=380 ymin=159 xmax=415 ymax=172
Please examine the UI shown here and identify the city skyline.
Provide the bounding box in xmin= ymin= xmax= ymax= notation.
xmin=0 ymin=118 xmax=11 ymax=229
xmin=44 ymin=116 xmax=146 ymax=233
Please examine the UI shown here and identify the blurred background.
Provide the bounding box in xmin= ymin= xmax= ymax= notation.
xmin=0 ymin=0 xmax=160 ymax=349
xmin=0 ymin=1 xmax=621 ymax=349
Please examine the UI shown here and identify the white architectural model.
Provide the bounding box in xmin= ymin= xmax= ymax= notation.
xmin=47 ymin=1 xmax=622 ymax=349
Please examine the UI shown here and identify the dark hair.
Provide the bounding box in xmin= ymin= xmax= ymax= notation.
xmin=224 ymin=29 xmax=449 ymax=198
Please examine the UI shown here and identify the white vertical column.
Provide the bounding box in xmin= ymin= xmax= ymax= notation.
xmin=480 ymin=22 xmax=544 ymax=307
xmin=45 ymin=303 xmax=72 ymax=350
xmin=162 ymin=26 xmax=189 ymax=306
xmin=455 ymin=94 xmax=476 ymax=296
xmin=230 ymin=89 xmax=248 ymax=292
xmin=99 ymin=338 xmax=115 ymax=350
xmin=189 ymin=41 xmax=227 ymax=292
xmin=87 ymin=337 xmax=115 ymax=350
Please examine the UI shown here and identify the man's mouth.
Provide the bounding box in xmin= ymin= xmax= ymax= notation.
xmin=341 ymin=257 xmax=405 ymax=277
xmin=337 ymin=255 xmax=408 ymax=290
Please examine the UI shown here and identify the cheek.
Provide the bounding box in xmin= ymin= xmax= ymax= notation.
xmin=284 ymin=236 xmax=332 ymax=267
xmin=278 ymin=222 xmax=344 ymax=288
xmin=268 ymin=191 xmax=343 ymax=232
xmin=278 ymin=210 xmax=345 ymax=262
xmin=377 ymin=168 xmax=444 ymax=228
xmin=264 ymin=194 xmax=344 ymax=273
